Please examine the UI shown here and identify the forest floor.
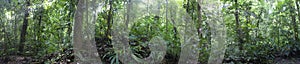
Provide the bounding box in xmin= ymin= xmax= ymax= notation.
xmin=1 ymin=47 xmax=300 ymax=64
xmin=274 ymin=57 xmax=300 ymax=64
xmin=1 ymin=55 xmax=300 ymax=64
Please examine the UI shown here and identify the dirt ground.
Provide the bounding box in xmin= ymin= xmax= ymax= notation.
xmin=274 ymin=58 xmax=300 ymax=64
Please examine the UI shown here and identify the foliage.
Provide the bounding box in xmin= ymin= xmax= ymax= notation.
xmin=0 ymin=0 xmax=300 ymax=63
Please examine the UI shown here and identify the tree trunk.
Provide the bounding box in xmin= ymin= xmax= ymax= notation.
xmin=19 ymin=0 xmax=30 ymax=54
xmin=290 ymin=2 xmax=298 ymax=41
xmin=197 ymin=0 xmax=202 ymax=38
xmin=73 ymin=0 xmax=102 ymax=63
xmin=295 ymin=1 xmax=300 ymax=41
xmin=125 ymin=0 xmax=131 ymax=27
xmin=35 ymin=4 xmax=43 ymax=55
xmin=169 ymin=1 xmax=178 ymax=46
xmin=165 ymin=0 xmax=168 ymax=32
xmin=106 ymin=0 xmax=113 ymax=38
xmin=234 ymin=0 xmax=244 ymax=50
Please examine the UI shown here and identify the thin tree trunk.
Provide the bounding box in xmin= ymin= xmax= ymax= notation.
xmin=170 ymin=2 xmax=178 ymax=45
xmin=290 ymin=3 xmax=298 ymax=41
xmin=106 ymin=0 xmax=113 ymax=38
xmin=196 ymin=1 xmax=204 ymax=62
xmin=165 ymin=0 xmax=168 ymax=32
xmin=197 ymin=0 xmax=202 ymax=38
xmin=234 ymin=0 xmax=244 ymax=50
xmin=169 ymin=3 xmax=179 ymax=63
xmin=36 ymin=2 xmax=44 ymax=54
xmin=19 ymin=0 xmax=30 ymax=54
xmin=295 ymin=1 xmax=300 ymax=41
xmin=126 ymin=0 xmax=131 ymax=27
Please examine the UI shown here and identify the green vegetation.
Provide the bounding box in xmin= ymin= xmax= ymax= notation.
xmin=0 ymin=0 xmax=300 ymax=64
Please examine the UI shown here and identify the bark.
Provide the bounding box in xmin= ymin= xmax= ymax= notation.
xmin=36 ymin=3 xmax=43 ymax=55
xmin=197 ymin=0 xmax=202 ymax=38
xmin=295 ymin=1 xmax=300 ymax=41
xmin=197 ymin=0 xmax=204 ymax=61
xmin=166 ymin=0 xmax=168 ymax=32
xmin=73 ymin=0 xmax=84 ymax=61
xmin=106 ymin=0 xmax=113 ymax=38
xmin=169 ymin=2 xmax=178 ymax=44
xmin=290 ymin=2 xmax=297 ymax=41
xmin=234 ymin=0 xmax=244 ymax=50
xmin=171 ymin=12 xmax=178 ymax=64
xmin=125 ymin=0 xmax=131 ymax=27
xmin=19 ymin=0 xmax=30 ymax=54
xmin=73 ymin=0 xmax=101 ymax=63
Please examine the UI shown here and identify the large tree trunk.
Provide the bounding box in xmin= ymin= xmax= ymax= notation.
xmin=73 ymin=0 xmax=102 ymax=63
xmin=19 ymin=0 xmax=30 ymax=54
xmin=178 ymin=0 xmax=199 ymax=63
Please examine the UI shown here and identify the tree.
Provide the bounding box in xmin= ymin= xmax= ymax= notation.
xmin=73 ymin=0 xmax=102 ymax=63
xmin=19 ymin=0 xmax=30 ymax=54
xmin=106 ymin=0 xmax=113 ymax=38
xmin=197 ymin=0 xmax=202 ymax=38
xmin=234 ymin=0 xmax=244 ymax=51
xmin=294 ymin=0 xmax=299 ymax=41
